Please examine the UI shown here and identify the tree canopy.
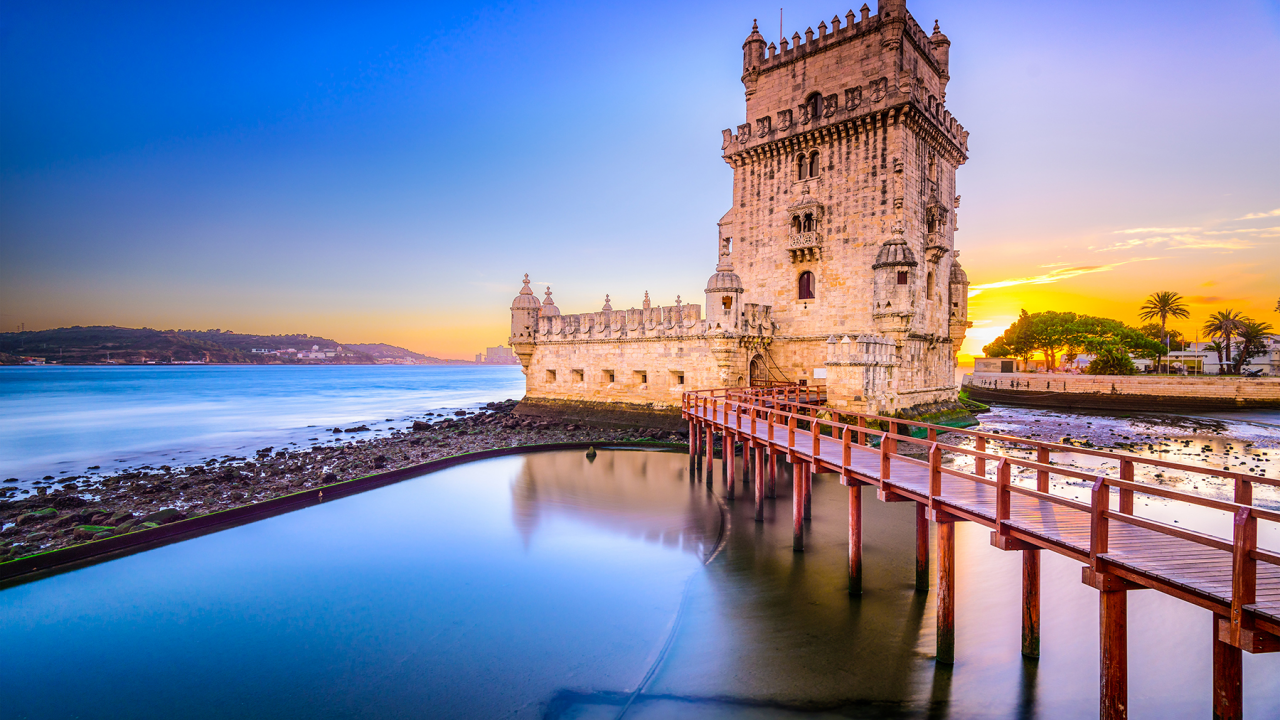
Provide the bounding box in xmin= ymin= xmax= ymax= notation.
xmin=982 ymin=310 xmax=1164 ymax=374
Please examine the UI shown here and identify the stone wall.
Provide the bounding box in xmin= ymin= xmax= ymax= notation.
xmin=964 ymin=372 xmax=1280 ymax=411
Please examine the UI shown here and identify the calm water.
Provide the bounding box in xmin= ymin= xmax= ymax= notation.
xmin=4 ymin=449 xmax=1278 ymax=718
xmin=0 ymin=365 xmax=525 ymax=484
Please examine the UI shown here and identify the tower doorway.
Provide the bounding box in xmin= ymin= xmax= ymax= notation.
xmin=749 ymin=355 xmax=769 ymax=386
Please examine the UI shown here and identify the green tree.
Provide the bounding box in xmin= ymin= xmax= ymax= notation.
xmin=984 ymin=311 xmax=1163 ymax=373
xmin=1138 ymin=291 xmax=1191 ymax=358
xmin=983 ymin=309 xmax=1037 ymax=364
xmin=1086 ymin=345 xmax=1138 ymax=375
xmin=1234 ymin=320 xmax=1275 ymax=373
xmin=1202 ymin=309 xmax=1247 ymax=374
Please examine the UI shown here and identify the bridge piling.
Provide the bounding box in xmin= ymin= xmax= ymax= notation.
xmin=937 ymin=520 xmax=956 ymax=664
xmin=915 ymin=503 xmax=930 ymax=591
xmin=754 ymin=444 xmax=765 ymax=522
xmin=848 ymin=478 xmax=862 ymax=595
xmin=1099 ymin=586 xmax=1128 ymax=720
xmin=732 ymin=438 xmax=742 ymax=499
xmin=793 ymin=461 xmax=805 ymax=552
xmin=1213 ymin=613 xmax=1243 ymax=720
xmin=802 ymin=462 xmax=812 ymax=521
xmin=1023 ymin=549 xmax=1041 ymax=658
xmin=768 ymin=449 xmax=777 ymax=498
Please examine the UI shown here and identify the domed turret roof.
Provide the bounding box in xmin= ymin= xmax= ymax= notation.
xmin=743 ymin=19 xmax=765 ymax=46
xmin=511 ymin=274 xmax=541 ymax=310
xmin=539 ymin=287 xmax=560 ymax=317
xmin=705 ymin=247 xmax=743 ymax=293
xmin=872 ymin=226 xmax=918 ymax=269
xmin=949 ymin=260 xmax=969 ymax=285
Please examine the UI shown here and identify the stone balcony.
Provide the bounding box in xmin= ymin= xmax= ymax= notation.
xmin=787 ymin=232 xmax=823 ymax=263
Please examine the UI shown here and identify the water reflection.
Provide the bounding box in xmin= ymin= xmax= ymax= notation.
xmin=3 ymin=449 xmax=1279 ymax=719
xmin=512 ymin=449 xmax=721 ymax=559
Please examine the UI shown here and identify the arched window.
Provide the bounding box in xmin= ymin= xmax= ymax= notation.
xmin=927 ymin=271 xmax=935 ymax=299
xmin=791 ymin=216 xmax=802 ymax=233
xmin=808 ymin=151 xmax=820 ymax=178
xmin=798 ymin=271 xmax=815 ymax=300
xmin=797 ymin=153 xmax=808 ymax=180
xmin=802 ymin=212 xmax=814 ymax=232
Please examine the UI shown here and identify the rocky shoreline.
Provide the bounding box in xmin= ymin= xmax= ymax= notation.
xmin=4 ymin=399 xmax=1277 ymax=565
xmin=0 ymin=400 xmax=685 ymax=562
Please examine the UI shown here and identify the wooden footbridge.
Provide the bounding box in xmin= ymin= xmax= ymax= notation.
xmin=682 ymin=385 xmax=1279 ymax=719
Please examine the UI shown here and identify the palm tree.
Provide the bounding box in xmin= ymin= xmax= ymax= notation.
xmin=1202 ymin=309 xmax=1246 ymax=374
xmin=1138 ymin=291 xmax=1191 ymax=354
xmin=1204 ymin=340 xmax=1225 ymax=368
xmin=1234 ymin=320 xmax=1275 ymax=374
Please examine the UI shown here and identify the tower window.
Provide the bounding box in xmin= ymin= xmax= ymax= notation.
xmin=798 ymin=271 xmax=815 ymax=300
xmin=897 ymin=271 xmax=909 ymax=285
xmin=721 ymin=295 xmax=733 ymax=310
xmin=792 ymin=215 xmax=802 ymax=233
xmin=802 ymin=213 xmax=814 ymax=232
xmin=927 ymin=271 xmax=935 ymax=299
xmin=805 ymin=92 xmax=822 ymax=123
xmin=797 ymin=153 xmax=808 ymax=180
xmin=808 ymin=151 xmax=819 ymax=178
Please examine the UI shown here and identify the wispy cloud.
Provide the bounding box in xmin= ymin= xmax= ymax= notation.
xmin=1202 ymin=226 xmax=1280 ymax=235
xmin=1238 ymin=208 xmax=1280 ymax=220
xmin=968 ymin=258 xmax=1160 ymax=297
xmin=1170 ymin=237 xmax=1256 ymax=250
xmin=1113 ymin=227 xmax=1200 ymax=234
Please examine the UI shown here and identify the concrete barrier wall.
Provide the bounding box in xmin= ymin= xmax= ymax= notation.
xmin=964 ymin=372 xmax=1280 ymax=411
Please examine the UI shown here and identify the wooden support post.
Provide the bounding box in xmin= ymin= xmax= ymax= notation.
xmin=721 ymin=432 xmax=729 ymax=487
xmin=975 ymin=436 xmax=987 ymax=478
xmin=842 ymin=426 xmax=852 ymax=467
xmin=848 ymin=478 xmax=862 ymax=595
xmin=793 ymin=461 xmax=804 ymax=552
xmin=705 ymin=425 xmax=714 ymax=481
xmin=928 ymin=426 xmax=937 ymax=443
xmin=803 ymin=461 xmax=812 ymax=520
xmin=768 ymin=448 xmax=777 ymax=498
xmin=688 ymin=420 xmax=697 ymax=463
xmin=880 ymin=428 xmax=891 ymax=480
xmin=916 ymin=502 xmax=930 ymax=591
xmin=1119 ymin=459 xmax=1135 ymax=515
xmin=1213 ymin=613 xmax=1243 ymax=720
xmin=726 ymin=435 xmax=736 ymax=501
xmin=857 ymin=416 xmax=867 ymax=446
xmin=788 ymin=414 xmax=797 ymax=450
xmin=754 ymin=444 xmax=765 ymax=522
xmin=1037 ymin=446 xmax=1050 ymax=493
xmin=937 ymin=520 xmax=956 ymax=664
xmin=1099 ymin=586 xmax=1128 ymax=720
xmin=1230 ymin=507 xmax=1257 ymax=649
xmin=1023 ymin=549 xmax=1041 ymax=658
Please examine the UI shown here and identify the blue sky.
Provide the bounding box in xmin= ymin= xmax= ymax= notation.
xmin=3 ymin=1 xmax=1278 ymax=357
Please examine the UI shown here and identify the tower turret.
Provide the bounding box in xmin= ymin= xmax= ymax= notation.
xmin=872 ymin=226 xmax=918 ymax=333
xmin=705 ymin=238 xmax=744 ymax=333
xmin=510 ymin=274 xmax=541 ymax=343
xmin=930 ymin=20 xmax=952 ymax=98
xmin=741 ymin=20 xmax=766 ymax=95
xmin=948 ymin=255 xmax=971 ymax=357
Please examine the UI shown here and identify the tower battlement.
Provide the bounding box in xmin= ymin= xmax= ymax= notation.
xmin=727 ymin=3 xmax=966 ymax=158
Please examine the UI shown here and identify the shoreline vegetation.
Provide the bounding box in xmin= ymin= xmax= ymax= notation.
xmin=0 ymin=325 xmax=501 ymax=366
xmin=0 ymin=401 xmax=684 ymax=563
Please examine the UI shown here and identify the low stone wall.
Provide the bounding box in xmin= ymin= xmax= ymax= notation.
xmin=963 ymin=372 xmax=1280 ymax=411
xmin=515 ymin=397 xmax=687 ymax=432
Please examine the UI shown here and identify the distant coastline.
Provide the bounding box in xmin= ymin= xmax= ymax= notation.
xmin=0 ymin=326 xmax=516 ymax=366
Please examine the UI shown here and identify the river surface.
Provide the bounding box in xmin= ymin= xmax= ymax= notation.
xmin=3 ymin=448 xmax=1278 ymax=718
xmin=0 ymin=365 xmax=526 ymax=486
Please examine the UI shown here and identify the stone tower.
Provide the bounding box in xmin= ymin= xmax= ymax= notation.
xmin=507 ymin=1 xmax=971 ymax=428
xmin=718 ymin=0 xmax=969 ymax=413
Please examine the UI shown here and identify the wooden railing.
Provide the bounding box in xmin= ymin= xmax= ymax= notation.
xmin=682 ymin=386 xmax=1280 ymax=638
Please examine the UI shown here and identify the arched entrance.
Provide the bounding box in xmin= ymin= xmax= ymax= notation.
xmin=749 ymin=355 xmax=769 ymax=387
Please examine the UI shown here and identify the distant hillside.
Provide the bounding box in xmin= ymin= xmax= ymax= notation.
xmin=0 ymin=326 xmax=401 ymax=365
xmin=344 ymin=343 xmax=473 ymax=365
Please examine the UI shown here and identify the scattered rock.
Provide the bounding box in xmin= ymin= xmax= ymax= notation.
xmin=140 ymin=508 xmax=184 ymax=525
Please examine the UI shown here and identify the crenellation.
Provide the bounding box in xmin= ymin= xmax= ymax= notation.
xmin=510 ymin=1 xmax=969 ymax=422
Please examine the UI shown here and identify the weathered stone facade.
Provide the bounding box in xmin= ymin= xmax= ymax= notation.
xmin=511 ymin=0 xmax=970 ymax=426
